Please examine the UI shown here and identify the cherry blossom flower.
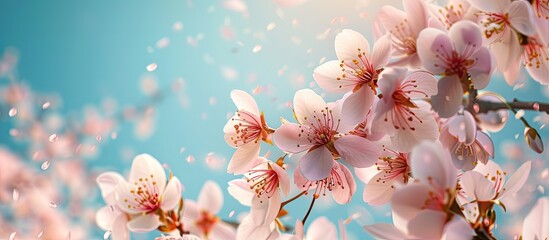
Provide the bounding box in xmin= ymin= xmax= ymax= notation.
xmin=224 ymin=90 xmax=273 ymax=174
xmin=417 ymin=20 xmax=493 ymax=117
xmin=355 ymin=143 xmax=411 ymax=205
xmin=440 ymin=110 xmax=494 ymax=170
xmin=521 ymin=197 xmax=548 ymax=240
xmin=294 ymin=161 xmax=356 ymax=204
xmin=371 ymin=68 xmax=439 ymax=151
xmin=96 ymin=172 xmax=130 ymax=240
xmin=377 ymin=0 xmax=429 ymax=68
xmin=227 ymin=157 xmax=290 ymax=228
xmin=181 ymin=181 xmax=236 ymax=239
xmin=469 ymin=0 xmax=536 ymax=85
xmin=274 ymin=89 xmax=379 ymax=180
xmin=532 ymin=0 xmax=549 ymax=46
xmin=428 ymin=0 xmax=474 ymax=30
xmin=519 ymin=36 xmax=549 ymax=85
xmin=280 ymin=217 xmax=338 ymax=240
xmin=313 ymin=29 xmax=391 ymax=125
xmin=114 ymin=154 xmax=182 ymax=232
xmin=459 ymin=160 xmax=531 ymax=214
xmin=236 ymin=214 xmax=281 ymax=240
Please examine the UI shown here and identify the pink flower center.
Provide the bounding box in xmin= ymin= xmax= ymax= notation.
xmin=301 ymin=166 xmax=345 ymax=198
xmin=450 ymin=138 xmax=488 ymax=166
xmin=230 ymin=110 xmax=269 ymax=146
xmin=433 ymin=44 xmax=476 ymax=78
xmin=375 ymin=147 xmax=410 ymax=184
xmin=479 ymin=12 xmax=510 ymax=40
xmin=195 ymin=211 xmax=220 ymax=236
xmin=381 ymin=81 xmax=425 ymax=131
xmin=124 ymin=174 xmax=160 ymax=213
xmin=482 ymin=169 xmax=507 ymax=198
xmin=523 ymin=38 xmax=549 ymax=70
xmin=302 ymin=107 xmax=340 ymax=146
xmin=247 ymin=164 xmax=280 ymax=199
xmin=336 ymin=49 xmax=381 ymax=93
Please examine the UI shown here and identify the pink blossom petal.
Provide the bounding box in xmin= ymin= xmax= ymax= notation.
xmin=307 ymin=217 xmax=337 ymax=240
xmin=334 ymin=135 xmax=379 ymax=168
xmin=299 ymin=146 xmax=333 ymax=180
xmin=508 ymin=1 xmax=536 ymax=36
xmin=448 ymin=21 xmax=483 ymax=55
xmin=404 ymin=70 xmax=438 ymax=98
xmin=476 ymin=131 xmax=494 ymax=158
xmin=499 ymin=161 xmax=531 ymax=199
xmin=129 ymin=154 xmax=166 ymax=191
xmin=273 ymin=122 xmax=314 ymax=153
xmin=210 ymin=221 xmax=237 ymax=239
xmin=335 ymin=29 xmax=370 ymax=63
xmin=442 ymin=216 xmax=475 ymax=240
xmin=270 ymin=162 xmax=290 ymax=195
xmin=340 ymin=86 xmax=375 ymax=128
xmin=236 ymin=215 xmax=277 ymax=240
xmin=198 ymin=181 xmax=223 ymax=214
xmin=525 ymin=51 xmax=549 ymax=85
xmin=403 ymin=0 xmax=429 ymax=34
xmin=227 ymin=142 xmax=261 ymax=175
xmin=227 ymin=179 xmax=253 ymax=206
xmin=371 ymin=34 xmax=392 ymax=68
xmin=468 ymin=47 xmax=493 ymax=90
xmin=332 ymin=162 xmax=356 ymax=204
xmin=459 ymin=171 xmax=496 ymax=201
xmin=448 ymin=111 xmax=477 ymax=145
xmin=467 ymin=0 xmax=506 ymax=12
xmin=111 ymin=214 xmax=130 ymax=240
xmin=363 ymin=223 xmax=406 ymax=240
xmin=231 ymin=90 xmax=259 ymax=116
xmin=96 ymin=172 xmax=125 ymax=203
xmin=313 ymin=60 xmax=354 ymax=93
xmin=522 ymin=197 xmax=549 ymax=240
xmin=293 ymin=89 xmax=328 ymax=126
xmin=390 ymin=102 xmax=439 ymax=152
xmin=410 ymin=141 xmax=456 ymax=191
xmin=96 ymin=206 xmax=118 ymax=231
xmin=391 ymin=183 xmax=432 ymax=225
xmin=160 ymin=177 xmax=182 ymax=211
xmin=407 ymin=210 xmax=446 ymax=239
xmin=417 ymin=27 xmax=453 ymax=74
xmin=182 ymin=200 xmax=200 ymax=220
xmin=491 ymin=38 xmax=522 ymax=85
xmin=431 ymin=75 xmax=463 ymax=118
xmin=363 ymin=171 xmax=397 ymax=205
xmin=251 ymin=191 xmax=281 ymax=226
xmin=127 ymin=214 xmax=160 ymax=232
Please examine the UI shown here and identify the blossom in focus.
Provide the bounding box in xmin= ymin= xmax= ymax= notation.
xmin=274 ymin=89 xmax=379 ymax=180
xmin=371 ymin=68 xmax=439 ymax=151
xmin=96 ymin=172 xmax=130 ymax=240
xmin=521 ymin=197 xmax=549 ymax=240
xmin=377 ymin=0 xmax=429 ymax=68
xmin=224 ymin=90 xmax=274 ymax=174
xmin=440 ymin=110 xmax=494 ymax=170
xmin=114 ymin=154 xmax=182 ymax=232
xmin=313 ymin=29 xmax=391 ymax=125
xmin=182 ymin=181 xmax=236 ymax=239
xmin=469 ymin=0 xmax=536 ymax=85
xmin=294 ymin=161 xmax=356 ymax=204
xmin=417 ymin=20 xmax=493 ymax=117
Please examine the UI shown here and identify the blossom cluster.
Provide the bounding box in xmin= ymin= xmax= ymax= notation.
xmin=84 ymin=0 xmax=549 ymax=239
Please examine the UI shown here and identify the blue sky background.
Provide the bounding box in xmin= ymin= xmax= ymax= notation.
xmin=0 ymin=0 xmax=547 ymax=239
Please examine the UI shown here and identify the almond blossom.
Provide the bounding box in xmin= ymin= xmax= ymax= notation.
xmin=96 ymin=172 xmax=130 ymax=240
xmin=181 ymin=181 xmax=236 ymax=239
xmin=417 ymin=20 xmax=493 ymax=117
xmin=459 ymin=160 xmax=531 ymax=215
xmin=114 ymin=154 xmax=182 ymax=232
xmin=227 ymin=157 xmax=290 ymax=228
xmin=371 ymin=68 xmax=439 ymax=151
xmin=469 ymin=0 xmax=536 ymax=85
xmin=377 ymin=0 xmax=429 ymax=68
xmin=224 ymin=90 xmax=274 ymax=174
xmin=440 ymin=110 xmax=494 ymax=170
xmin=294 ymin=161 xmax=356 ymax=204
xmin=313 ymin=29 xmax=391 ymax=125
xmin=273 ymin=89 xmax=379 ymax=180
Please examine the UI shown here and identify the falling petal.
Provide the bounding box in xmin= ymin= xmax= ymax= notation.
xmin=186 ymin=155 xmax=195 ymax=163
xmin=179 ymin=147 xmax=186 ymax=154
xmin=146 ymin=63 xmax=157 ymax=72
xmin=111 ymin=132 xmax=117 ymax=140
xmin=229 ymin=210 xmax=235 ymax=217
xmin=96 ymin=136 xmax=102 ymax=143
xmin=8 ymin=108 xmax=17 ymax=117
xmin=173 ymin=21 xmax=184 ymax=31
xmin=156 ymin=37 xmax=170 ymax=49
xmin=12 ymin=189 xmax=19 ymax=202
xmin=38 ymin=231 xmax=43 ymax=240
xmin=49 ymin=134 xmax=58 ymax=142
xmin=538 ymin=185 xmax=545 ymax=194
xmin=49 ymin=201 xmax=57 ymax=208
xmin=103 ymin=231 xmax=112 ymax=240
xmin=9 ymin=232 xmax=15 ymax=240
xmin=9 ymin=129 xmax=19 ymax=137
xmin=252 ymin=45 xmax=262 ymax=53
xmin=266 ymin=22 xmax=276 ymax=31
xmin=41 ymin=160 xmax=51 ymax=170
xmin=42 ymin=101 xmax=51 ymax=109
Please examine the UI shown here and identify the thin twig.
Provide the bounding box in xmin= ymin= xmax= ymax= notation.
xmin=301 ymin=196 xmax=316 ymax=225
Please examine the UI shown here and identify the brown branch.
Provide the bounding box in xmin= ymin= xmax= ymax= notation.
xmin=475 ymin=98 xmax=549 ymax=114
